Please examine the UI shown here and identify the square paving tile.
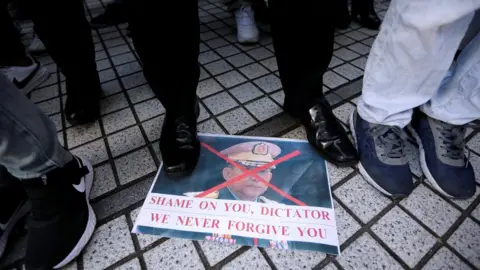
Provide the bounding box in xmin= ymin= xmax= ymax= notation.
xmin=197 ymin=78 xmax=224 ymax=98
xmin=226 ymin=53 xmax=255 ymax=67
xmin=99 ymin=68 xmax=116 ymax=83
xmin=372 ymin=206 xmax=437 ymax=268
xmin=215 ymin=44 xmax=241 ymax=57
xmin=324 ymin=71 xmax=348 ymax=89
xmin=266 ymin=248 xmax=326 ymax=270
xmin=229 ymin=82 xmax=263 ymax=103
xmin=36 ymin=97 xmax=60 ymax=116
xmin=107 ymin=126 xmax=146 ymax=157
xmin=112 ymin=52 xmax=136 ymax=66
xmin=121 ymin=72 xmax=147 ymax=90
xmin=337 ymin=233 xmax=403 ymax=270
xmin=66 ymin=121 xmax=102 ymax=148
xmin=70 ymin=138 xmax=108 ymax=166
xmin=351 ymin=57 xmax=368 ymax=70
xmin=48 ymin=113 xmax=63 ymax=132
xmin=270 ymin=91 xmax=285 ymax=105
xmin=400 ymin=185 xmax=461 ymax=236
xmin=204 ymin=59 xmax=234 ymax=76
xmin=260 ymin=57 xmax=278 ymax=72
xmin=334 ymin=35 xmax=355 ymax=46
xmin=245 ymin=97 xmax=282 ymax=121
xmin=328 ymin=56 xmax=345 ymax=69
xmin=334 ymin=48 xmax=361 ymax=61
xmin=333 ymin=102 xmax=356 ymax=124
xmin=472 ymin=204 xmax=480 ymax=221
xmin=102 ymin=108 xmax=136 ymax=134
xmin=107 ymin=44 xmax=130 ymax=56
xmin=239 ymin=63 xmax=270 ymax=79
xmin=101 ymin=79 xmax=122 ymax=97
xmin=345 ymin=30 xmax=369 ymax=41
xmin=247 ymin=47 xmax=274 ymax=60
xmin=215 ymin=70 xmax=247 ymax=88
xmin=334 ymin=200 xmax=361 ymax=244
xmin=223 ymin=248 xmax=269 ymax=270
xmin=198 ymin=119 xmax=226 ymax=134
xmin=218 ymin=107 xmax=257 ymax=134
xmin=127 ymin=84 xmax=155 ymax=104
xmin=198 ymin=102 xmax=211 ymax=122
xmin=203 ymin=92 xmax=239 ymax=115
xmin=143 ymin=239 xmax=204 ymax=269
xmin=334 ymin=174 xmax=391 ymax=223
xmin=348 ymin=43 xmax=371 ymax=55
xmin=333 ymin=64 xmax=364 ymax=80
xmin=326 ymin=162 xmax=354 ymax=186
xmin=281 ymin=127 xmax=306 ymax=140
xmin=100 ymin=92 xmax=129 ymax=115
xmin=205 ymin=37 xmax=229 ymax=48
xmin=130 ymin=207 xmax=161 ymax=248
xmin=253 ymin=74 xmax=282 ymax=93
xmin=82 ymin=216 xmax=135 ymax=270
xmin=91 ymin=163 xmax=117 ymax=199
xmin=447 ymin=218 xmax=480 ymax=268
xmin=142 ymin=115 xmax=165 ymax=142
xmin=199 ymin=50 xmax=221 ymax=64
xmin=30 ymin=84 xmax=59 ymax=103
xmin=134 ymin=98 xmax=166 ymax=121
xmin=117 ymin=258 xmax=141 ymax=269
xmin=116 ymin=61 xmax=142 ymax=77
xmin=114 ymin=147 xmax=156 ymax=185
xmin=198 ymin=241 xmax=240 ymax=266
xmin=423 ymin=247 xmax=472 ymax=270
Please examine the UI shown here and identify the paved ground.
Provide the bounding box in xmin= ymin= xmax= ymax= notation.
xmin=1 ymin=0 xmax=480 ymax=269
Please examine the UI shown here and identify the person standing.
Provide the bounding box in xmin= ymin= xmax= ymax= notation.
xmin=0 ymin=73 xmax=96 ymax=269
xmin=350 ymin=0 xmax=480 ymax=198
xmin=334 ymin=0 xmax=382 ymax=30
xmin=0 ymin=0 xmax=101 ymax=125
xmin=127 ymin=0 xmax=358 ymax=177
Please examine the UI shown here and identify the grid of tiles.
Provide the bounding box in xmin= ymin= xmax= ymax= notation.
xmin=1 ymin=0 xmax=480 ymax=269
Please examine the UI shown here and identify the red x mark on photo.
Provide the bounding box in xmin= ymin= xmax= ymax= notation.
xmin=196 ymin=142 xmax=307 ymax=207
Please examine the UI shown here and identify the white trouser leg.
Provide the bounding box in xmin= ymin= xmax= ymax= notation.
xmin=357 ymin=0 xmax=480 ymax=128
xmin=421 ymin=32 xmax=480 ymax=125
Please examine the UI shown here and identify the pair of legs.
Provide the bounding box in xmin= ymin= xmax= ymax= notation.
xmin=127 ymin=0 xmax=357 ymax=175
xmin=0 ymin=0 xmax=101 ymax=125
xmin=0 ymin=73 xmax=96 ymax=269
xmin=351 ymin=0 xmax=480 ymax=198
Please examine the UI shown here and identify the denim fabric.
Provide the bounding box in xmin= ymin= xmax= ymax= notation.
xmin=357 ymin=0 xmax=480 ymax=127
xmin=0 ymin=73 xmax=72 ymax=179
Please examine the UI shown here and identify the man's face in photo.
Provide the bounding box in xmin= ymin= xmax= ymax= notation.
xmin=222 ymin=166 xmax=273 ymax=201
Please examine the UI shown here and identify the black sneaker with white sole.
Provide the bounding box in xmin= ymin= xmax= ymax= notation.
xmin=22 ymin=156 xmax=96 ymax=269
xmin=0 ymin=57 xmax=49 ymax=94
xmin=0 ymin=172 xmax=30 ymax=260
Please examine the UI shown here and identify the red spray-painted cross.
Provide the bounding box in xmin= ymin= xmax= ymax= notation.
xmin=196 ymin=142 xmax=306 ymax=246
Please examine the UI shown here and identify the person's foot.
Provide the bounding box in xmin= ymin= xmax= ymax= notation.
xmin=351 ymin=3 xmax=381 ymax=30
xmin=350 ymin=110 xmax=414 ymax=197
xmin=0 ymin=174 xmax=30 ymax=260
xmin=235 ymin=6 xmax=260 ymax=44
xmin=160 ymin=113 xmax=200 ymax=177
xmin=90 ymin=2 xmax=128 ymax=29
xmin=64 ymin=79 xmax=101 ymax=126
xmin=22 ymin=156 xmax=96 ymax=269
xmin=334 ymin=0 xmax=351 ymax=29
xmin=285 ymin=98 xmax=358 ymax=167
xmin=28 ymin=34 xmax=47 ymax=56
xmin=0 ymin=57 xmax=49 ymax=94
xmin=408 ymin=111 xmax=476 ymax=199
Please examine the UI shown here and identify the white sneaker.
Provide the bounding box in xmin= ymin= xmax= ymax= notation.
xmin=0 ymin=57 xmax=49 ymax=94
xmin=235 ymin=6 xmax=260 ymax=44
xmin=28 ymin=35 xmax=47 ymax=55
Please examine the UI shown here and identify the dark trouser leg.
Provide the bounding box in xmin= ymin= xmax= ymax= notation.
xmin=128 ymin=0 xmax=200 ymax=176
xmin=268 ymin=0 xmax=334 ymax=115
xmin=24 ymin=0 xmax=101 ymax=123
xmin=128 ymin=0 xmax=199 ymax=117
xmin=0 ymin=4 xmax=29 ymax=66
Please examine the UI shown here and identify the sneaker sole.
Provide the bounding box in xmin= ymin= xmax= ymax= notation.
xmin=21 ymin=66 xmax=50 ymax=95
xmin=53 ymin=157 xmax=96 ymax=269
xmin=407 ymin=125 xmax=459 ymax=198
xmin=349 ymin=110 xmax=394 ymax=197
xmin=0 ymin=201 xmax=30 ymax=259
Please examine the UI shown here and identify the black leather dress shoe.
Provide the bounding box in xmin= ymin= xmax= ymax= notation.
xmin=65 ymin=97 xmax=100 ymax=126
xmin=160 ymin=113 xmax=200 ymax=177
xmin=285 ymin=99 xmax=358 ymax=167
xmin=351 ymin=2 xmax=381 ymax=30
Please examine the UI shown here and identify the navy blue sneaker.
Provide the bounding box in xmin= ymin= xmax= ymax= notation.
xmin=350 ymin=110 xmax=414 ymax=198
xmin=409 ymin=111 xmax=476 ymax=199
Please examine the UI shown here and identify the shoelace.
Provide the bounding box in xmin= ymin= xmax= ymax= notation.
xmin=174 ymin=117 xmax=194 ymax=146
xmin=367 ymin=125 xmax=410 ymax=159
xmin=237 ymin=6 xmax=254 ymax=19
xmin=436 ymin=120 xmax=480 ymax=164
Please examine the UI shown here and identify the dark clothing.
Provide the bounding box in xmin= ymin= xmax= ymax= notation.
xmin=0 ymin=0 xmax=100 ymax=99
xmin=127 ymin=0 xmax=334 ymax=117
